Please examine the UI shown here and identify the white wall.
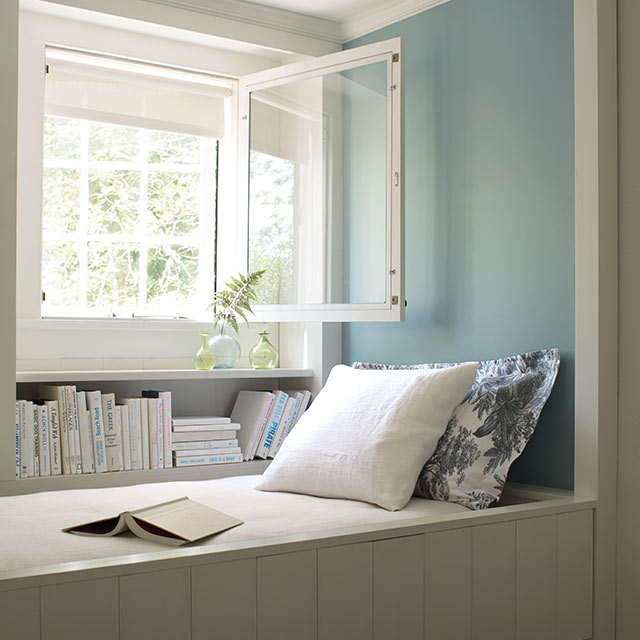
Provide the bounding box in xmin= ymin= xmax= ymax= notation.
xmin=616 ymin=1 xmax=640 ymax=637
xmin=0 ymin=0 xmax=18 ymax=482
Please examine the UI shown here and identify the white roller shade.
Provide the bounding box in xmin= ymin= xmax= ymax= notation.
xmin=45 ymin=48 xmax=231 ymax=139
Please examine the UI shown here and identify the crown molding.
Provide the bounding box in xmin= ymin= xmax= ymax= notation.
xmin=341 ymin=0 xmax=451 ymax=42
xmin=141 ymin=0 xmax=342 ymax=44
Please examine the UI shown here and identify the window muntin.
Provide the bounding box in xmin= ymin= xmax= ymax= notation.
xmin=42 ymin=116 xmax=218 ymax=318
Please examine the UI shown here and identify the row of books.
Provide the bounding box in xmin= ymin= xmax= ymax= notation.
xmin=15 ymin=385 xmax=172 ymax=478
xmin=231 ymin=389 xmax=311 ymax=461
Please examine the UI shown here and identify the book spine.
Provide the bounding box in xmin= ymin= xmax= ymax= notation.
xmin=86 ymin=390 xmax=107 ymax=473
xmin=269 ymin=396 xmax=296 ymax=458
xmin=256 ymin=391 xmax=288 ymax=459
xmin=171 ymin=439 xmax=238 ymax=451
xmin=247 ymin=394 xmax=274 ymax=460
xmin=127 ymin=400 xmax=141 ymax=471
xmin=101 ymin=393 xmax=120 ymax=472
xmin=172 ymin=417 xmax=232 ymax=427
xmin=19 ymin=401 xmax=29 ymax=478
xmin=15 ymin=403 xmax=20 ymax=478
xmin=159 ymin=392 xmax=172 ymax=469
xmin=156 ymin=399 xmax=164 ymax=469
xmin=147 ymin=399 xmax=157 ymax=469
xmin=39 ymin=405 xmax=51 ymax=477
xmin=67 ymin=385 xmax=82 ymax=474
xmin=76 ymin=392 xmax=95 ymax=474
xmin=172 ymin=452 xmax=243 ymax=467
xmin=24 ymin=402 xmax=35 ymax=477
xmin=140 ymin=397 xmax=150 ymax=470
xmin=56 ymin=387 xmax=71 ymax=475
xmin=32 ymin=405 xmax=40 ymax=477
xmin=171 ymin=423 xmax=242 ymax=432
xmin=47 ymin=401 xmax=62 ymax=475
xmin=118 ymin=405 xmax=132 ymax=471
xmin=173 ymin=447 xmax=241 ymax=457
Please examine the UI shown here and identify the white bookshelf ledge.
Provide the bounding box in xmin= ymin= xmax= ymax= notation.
xmin=15 ymin=368 xmax=314 ymax=383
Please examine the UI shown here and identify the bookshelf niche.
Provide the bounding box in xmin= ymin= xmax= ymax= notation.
xmin=11 ymin=367 xmax=313 ymax=496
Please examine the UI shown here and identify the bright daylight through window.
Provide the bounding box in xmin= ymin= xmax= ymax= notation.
xmin=41 ymin=48 xmax=230 ymax=319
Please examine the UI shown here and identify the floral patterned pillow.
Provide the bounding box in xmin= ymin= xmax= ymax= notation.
xmin=352 ymin=349 xmax=560 ymax=510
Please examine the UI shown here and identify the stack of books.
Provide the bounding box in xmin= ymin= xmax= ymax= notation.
xmin=171 ymin=417 xmax=242 ymax=467
xmin=231 ymin=389 xmax=311 ymax=461
xmin=15 ymin=386 xmax=172 ymax=478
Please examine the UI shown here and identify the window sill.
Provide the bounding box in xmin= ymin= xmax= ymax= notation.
xmin=16 ymin=367 xmax=313 ymax=383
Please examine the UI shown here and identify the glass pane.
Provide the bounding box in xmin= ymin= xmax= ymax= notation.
xmin=43 ymin=168 xmax=81 ymax=234
xmin=148 ymin=171 xmax=200 ymax=236
xmin=88 ymin=169 xmax=140 ymax=234
xmin=42 ymin=241 xmax=80 ymax=307
xmin=87 ymin=242 xmax=139 ymax=308
xmin=88 ymin=122 xmax=140 ymax=162
xmin=148 ymin=131 xmax=200 ymax=164
xmin=248 ymin=59 xmax=388 ymax=305
xmin=43 ymin=116 xmax=81 ymax=160
xmin=147 ymin=244 xmax=199 ymax=309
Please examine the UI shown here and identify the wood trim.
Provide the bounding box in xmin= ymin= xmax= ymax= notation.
xmin=573 ymin=0 xmax=618 ymax=638
xmin=341 ymin=0 xmax=451 ymax=42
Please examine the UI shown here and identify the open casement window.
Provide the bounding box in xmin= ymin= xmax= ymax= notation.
xmin=236 ymin=38 xmax=404 ymax=322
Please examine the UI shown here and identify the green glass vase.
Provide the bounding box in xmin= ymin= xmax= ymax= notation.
xmin=207 ymin=320 xmax=241 ymax=369
xmin=193 ymin=333 xmax=216 ymax=370
xmin=249 ymin=331 xmax=278 ymax=370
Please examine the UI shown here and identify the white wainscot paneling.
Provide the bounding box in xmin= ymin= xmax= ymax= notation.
xmin=120 ymin=567 xmax=191 ymax=640
xmin=373 ymin=534 xmax=425 ymax=640
xmin=41 ymin=577 xmax=118 ymax=640
xmin=557 ymin=509 xmax=594 ymax=640
xmin=0 ymin=587 xmax=40 ymax=640
xmin=516 ymin=515 xmax=557 ymax=640
xmin=471 ymin=521 xmax=516 ymax=640
xmin=425 ymin=527 xmax=472 ymax=640
xmin=318 ymin=542 xmax=373 ymax=640
xmin=192 ymin=558 xmax=257 ymax=640
xmin=257 ymin=550 xmax=317 ymax=640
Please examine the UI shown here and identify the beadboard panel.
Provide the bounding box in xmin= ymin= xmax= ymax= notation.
xmin=373 ymin=535 xmax=425 ymax=640
xmin=0 ymin=587 xmax=40 ymax=640
xmin=557 ymin=509 xmax=593 ymax=640
xmin=257 ymin=550 xmax=317 ymax=640
xmin=516 ymin=516 xmax=557 ymax=640
xmin=471 ymin=522 xmax=516 ymax=640
xmin=425 ymin=527 xmax=472 ymax=640
xmin=42 ymin=578 xmax=118 ymax=640
xmin=192 ymin=558 xmax=257 ymax=640
xmin=119 ymin=567 xmax=191 ymax=640
xmin=318 ymin=542 xmax=373 ymax=640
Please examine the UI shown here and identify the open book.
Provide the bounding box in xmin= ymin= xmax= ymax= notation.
xmin=63 ymin=497 xmax=243 ymax=547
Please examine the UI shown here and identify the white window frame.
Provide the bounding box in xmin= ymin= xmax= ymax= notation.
xmin=237 ymin=38 xmax=405 ymax=323
xmin=16 ymin=11 xmax=248 ymax=363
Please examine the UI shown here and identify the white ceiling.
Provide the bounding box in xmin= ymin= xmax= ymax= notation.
xmin=242 ymin=0 xmax=393 ymax=23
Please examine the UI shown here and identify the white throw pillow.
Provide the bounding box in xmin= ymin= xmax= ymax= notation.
xmin=255 ymin=363 xmax=477 ymax=511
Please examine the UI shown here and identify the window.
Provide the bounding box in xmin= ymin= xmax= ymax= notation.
xmin=41 ymin=48 xmax=231 ymax=319
xmin=239 ymin=38 xmax=404 ymax=322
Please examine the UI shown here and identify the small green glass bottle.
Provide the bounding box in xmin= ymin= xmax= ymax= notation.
xmin=193 ymin=333 xmax=216 ymax=370
xmin=249 ymin=331 xmax=278 ymax=370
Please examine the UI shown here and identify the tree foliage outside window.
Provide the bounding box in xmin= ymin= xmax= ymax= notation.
xmin=248 ymin=150 xmax=295 ymax=305
xmin=42 ymin=116 xmax=217 ymax=318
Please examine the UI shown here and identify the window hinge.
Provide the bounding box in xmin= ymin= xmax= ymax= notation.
xmin=41 ymin=291 xmax=46 ymax=302
xmin=392 ymin=53 xmax=399 ymax=63
xmin=45 ymin=63 xmax=49 ymax=75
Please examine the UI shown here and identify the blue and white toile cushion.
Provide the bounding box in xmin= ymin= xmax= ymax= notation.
xmin=353 ymin=349 xmax=560 ymax=510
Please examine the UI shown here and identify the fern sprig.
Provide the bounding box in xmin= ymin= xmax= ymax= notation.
xmin=212 ymin=270 xmax=265 ymax=334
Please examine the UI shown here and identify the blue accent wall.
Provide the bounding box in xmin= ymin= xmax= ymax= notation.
xmin=343 ymin=0 xmax=575 ymax=489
